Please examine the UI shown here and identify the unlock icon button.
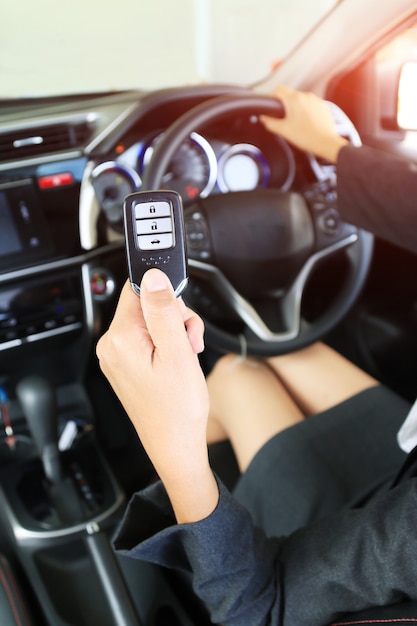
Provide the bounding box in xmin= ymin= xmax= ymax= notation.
xmin=136 ymin=216 xmax=173 ymax=235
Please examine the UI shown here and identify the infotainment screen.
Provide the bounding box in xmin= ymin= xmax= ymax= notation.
xmin=0 ymin=191 xmax=23 ymax=257
xmin=0 ymin=179 xmax=54 ymax=271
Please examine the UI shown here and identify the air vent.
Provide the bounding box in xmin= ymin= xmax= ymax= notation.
xmin=0 ymin=117 xmax=96 ymax=163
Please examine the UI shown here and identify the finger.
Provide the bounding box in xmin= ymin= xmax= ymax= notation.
xmin=96 ymin=279 xmax=151 ymax=369
xmin=270 ymin=84 xmax=294 ymax=110
xmin=111 ymin=279 xmax=146 ymax=328
xmin=260 ymin=85 xmax=292 ymax=128
xmin=186 ymin=317 xmax=205 ymax=355
xmin=178 ymin=298 xmax=205 ymax=354
xmin=107 ymin=279 xmax=149 ymax=348
xmin=140 ymin=269 xmax=194 ymax=358
xmin=260 ymin=114 xmax=284 ymax=135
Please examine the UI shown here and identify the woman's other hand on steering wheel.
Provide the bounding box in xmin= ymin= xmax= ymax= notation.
xmin=260 ymin=85 xmax=348 ymax=163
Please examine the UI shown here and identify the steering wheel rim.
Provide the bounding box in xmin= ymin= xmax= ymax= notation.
xmin=142 ymin=93 xmax=373 ymax=356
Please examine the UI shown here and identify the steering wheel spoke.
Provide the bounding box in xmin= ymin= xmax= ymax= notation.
xmin=188 ymin=224 xmax=358 ymax=347
xmin=188 ymin=258 xmax=294 ymax=342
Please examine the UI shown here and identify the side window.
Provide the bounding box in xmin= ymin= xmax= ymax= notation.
xmin=376 ymin=24 xmax=417 ymax=132
xmin=329 ymin=16 xmax=417 ymax=157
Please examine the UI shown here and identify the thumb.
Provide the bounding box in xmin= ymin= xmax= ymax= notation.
xmin=140 ymin=269 xmax=190 ymax=355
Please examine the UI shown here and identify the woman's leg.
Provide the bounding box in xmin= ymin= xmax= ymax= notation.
xmin=206 ymin=354 xmax=304 ymax=472
xmin=206 ymin=343 xmax=379 ymax=472
xmin=267 ymin=342 xmax=379 ymax=415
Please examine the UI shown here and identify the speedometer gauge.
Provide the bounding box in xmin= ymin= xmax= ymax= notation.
xmin=139 ymin=132 xmax=217 ymax=200
xmin=218 ymin=144 xmax=270 ymax=192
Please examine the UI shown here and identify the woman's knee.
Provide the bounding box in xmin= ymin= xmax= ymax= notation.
xmin=208 ymin=354 xmax=267 ymax=393
xmin=210 ymin=354 xmax=262 ymax=378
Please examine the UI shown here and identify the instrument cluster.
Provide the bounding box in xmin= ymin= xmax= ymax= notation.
xmin=90 ymin=126 xmax=296 ymax=231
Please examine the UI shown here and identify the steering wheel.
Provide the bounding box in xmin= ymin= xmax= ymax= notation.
xmin=142 ymin=94 xmax=373 ymax=357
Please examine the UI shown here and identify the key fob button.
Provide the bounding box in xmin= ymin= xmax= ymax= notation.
xmin=134 ymin=200 xmax=171 ymax=219
xmin=136 ymin=216 xmax=173 ymax=236
xmin=138 ymin=232 xmax=174 ymax=250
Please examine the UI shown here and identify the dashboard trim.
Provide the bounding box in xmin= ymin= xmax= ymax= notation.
xmin=0 ymin=241 xmax=124 ymax=286
xmin=0 ymin=150 xmax=83 ymax=172
xmin=84 ymin=102 xmax=139 ymax=154
xmin=0 ymin=323 xmax=84 ymax=353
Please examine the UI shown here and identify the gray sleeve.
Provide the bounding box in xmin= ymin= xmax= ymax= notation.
xmin=113 ymin=478 xmax=282 ymax=625
xmin=337 ymin=144 xmax=417 ymax=253
xmin=113 ymin=477 xmax=417 ymax=625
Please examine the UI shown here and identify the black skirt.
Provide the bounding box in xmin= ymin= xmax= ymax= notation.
xmin=233 ymin=386 xmax=411 ymax=537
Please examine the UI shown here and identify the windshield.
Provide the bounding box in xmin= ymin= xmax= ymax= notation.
xmin=1 ymin=0 xmax=338 ymax=98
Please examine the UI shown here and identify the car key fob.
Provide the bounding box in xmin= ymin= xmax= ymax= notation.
xmin=123 ymin=190 xmax=188 ymax=297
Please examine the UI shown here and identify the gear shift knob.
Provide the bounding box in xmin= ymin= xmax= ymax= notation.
xmin=16 ymin=375 xmax=63 ymax=484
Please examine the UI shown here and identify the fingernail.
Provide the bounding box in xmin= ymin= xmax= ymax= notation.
xmin=142 ymin=269 xmax=169 ymax=292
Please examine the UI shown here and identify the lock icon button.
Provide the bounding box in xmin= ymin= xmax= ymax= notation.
xmin=134 ymin=200 xmax=171 ymax=219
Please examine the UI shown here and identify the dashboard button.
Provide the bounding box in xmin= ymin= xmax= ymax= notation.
xmin=91 ymin=272 xmax=107 ymax=296
xmin=38 ymin=172 xmax=74 ymax=189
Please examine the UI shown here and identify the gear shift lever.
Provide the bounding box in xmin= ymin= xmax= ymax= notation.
xmin=16 ymin=375 xmax=84 ymax=525
xmin=16 ymin=375 xmax=63 ymax=484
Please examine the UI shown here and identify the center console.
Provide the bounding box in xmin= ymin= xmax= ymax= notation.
xmin=0 ymin=164 xmax=142 ymax=625
xmin=0 ymin=153 xmax=198 ymax=625
xmin=0 ymin=271 xmax=84 ymax=351
xmin=0 ymin=374 xmax=137 ymax=626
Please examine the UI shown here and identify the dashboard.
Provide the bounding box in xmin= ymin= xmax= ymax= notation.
xmin=0 ymin=85 xmax=358 ymax=381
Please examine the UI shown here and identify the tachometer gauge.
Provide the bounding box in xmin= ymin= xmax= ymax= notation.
xmin=140 ymin=132 xmax=217 ymax=201
xmin=91 ymin=162 xmax=141 ymax=227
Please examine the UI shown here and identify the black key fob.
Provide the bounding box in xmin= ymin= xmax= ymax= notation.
xmin=123 ymin=190 xmax=188 ymax=297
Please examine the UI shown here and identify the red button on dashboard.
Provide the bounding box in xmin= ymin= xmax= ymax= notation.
xmin=38 ymin=172 xmax=74 ymax=189
xmin=91 ymin=273 xmax=107 ymax=296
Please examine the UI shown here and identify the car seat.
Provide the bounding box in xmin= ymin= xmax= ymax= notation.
xmin=0 ymin=554 xmax=34 ymax=626
xmin=331 ymin=601 xmax=417 ymax=625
